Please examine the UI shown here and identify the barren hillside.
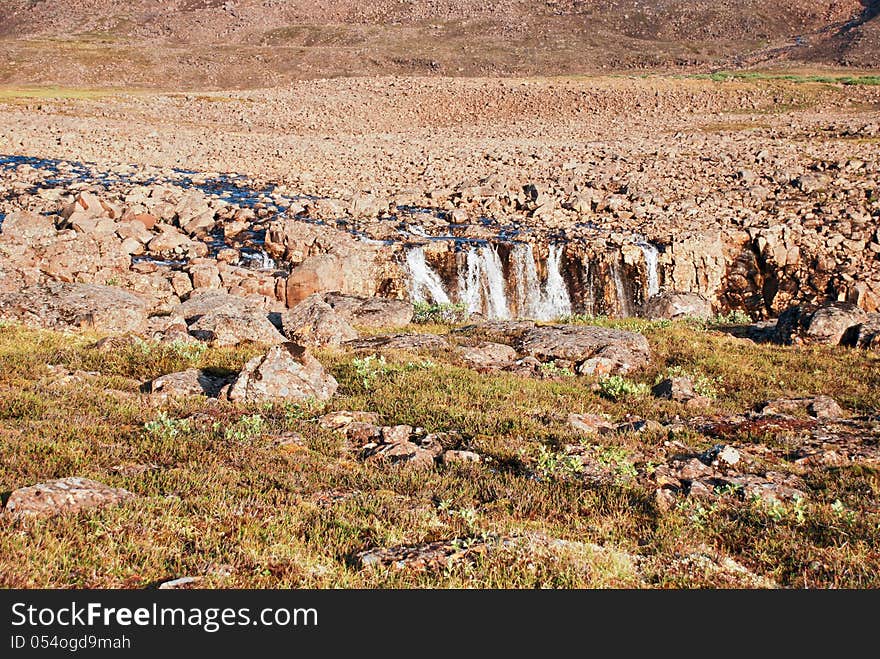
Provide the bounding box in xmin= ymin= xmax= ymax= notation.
xmin=0 ymin=1 xmax=875 ymax=88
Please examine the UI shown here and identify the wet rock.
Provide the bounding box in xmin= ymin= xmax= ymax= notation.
xmin=322 ymin=292 xmax=414 ymax=328
xmin=4 ymin=477 xmax=134 ymax=517
xmin=143 ymin=368 xmax=233 ymax=399
xmin=345 ymin=333 xmax=448 ymax=352
xmin=458 ymin=341 xmax=518 ymax=371
xmin=228 ymin=343 xmax=338 ymax=403
xmin=641 ymin=291 xmax=713 ymax=320
xmin=758 ymin=395 xmax=844 ymax=419
xmin=281 ymin=294 xmax=358 ymax=347
xmin=518 ymin=325 xmax=650 ymax=375
xmin=189 ymin=311 xmax=285 ymax=347
xmin=774 ymin=303 xmax=868 ymax=346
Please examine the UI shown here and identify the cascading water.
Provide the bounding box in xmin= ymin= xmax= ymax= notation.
xmin=610 ymin=257 xmax=632 ymax=318
xmin=637 ymin=241 xmax=660 ymax=299
xmin=511 ymin=243 xmax=542 ymax=319
xmin=406 ymin=246 xmax=451 ymax=304
xmin=458 ymin=245 xmax=510 ymax=320
xmin=541 ymin=244 xmax=572 ymax=320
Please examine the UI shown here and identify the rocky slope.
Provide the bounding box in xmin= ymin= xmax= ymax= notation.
xmin=0 ymin=1 xmax=875 ymax=87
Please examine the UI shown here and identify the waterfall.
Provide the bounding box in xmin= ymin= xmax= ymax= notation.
xmin=457 ymin=244 xmax=510 ymax=319
xmin=511 ymin=243 xmax=542 ymax=319
xmin=240 ymin=250 xmax=276 ymax=270
xmin=637 ymin=241 xmax=660 ymax=298
xmin=610 ymin=257 xmax=632 ymax=317
xmin=583 ymin=258 xmax=596 ymax=316
xmin=540 ymin=244 xmax=572 ymax=320
xmin=406 ymin=246 xmax=450 ymax=304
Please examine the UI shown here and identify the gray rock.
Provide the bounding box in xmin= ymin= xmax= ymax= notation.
xmin=4 ymin=477 xmax=134 ymax=517
xmin=143 ymin=368 xmax=233 ymax=399
xmin=228 ymin=343 xmax=338 ymax=403
xmin=323 ymin=293 xmax=414 ymax=328
xmin=281 ymin=294 xmax=358 ymax=347
xmin=458 ymin=341 xmax=518 ymax=371
xmin=345 ymin=333 xmax=448 ymax=352
xmin=775 ymin=303 xmax=868 ymax=346
xmin=518 ymin=324 xmax=650 ymax=375
xmin=189 ymin=311 xmax=285 ymax=347
xmin=641 ymin=291 xmax=713 ymax=320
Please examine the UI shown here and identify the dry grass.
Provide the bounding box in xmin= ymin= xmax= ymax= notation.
xmin=0 ymin=319 xmax=878 ymax=588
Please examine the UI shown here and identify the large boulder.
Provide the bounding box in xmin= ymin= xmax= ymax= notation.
xmin=841 ymin=314 xmax=880 ymax=350
xmin=143 ymin=368 xmax=234 ymax=399
xmin=281 ymin=294 xmax=358 ymax=347
xmin=173 ymin=290 xmax=263 ymax=322
xmin=3 ymin=477 xmax=134 ymax=517
xmin=517 ymin=324 xmax=650 ymax=375
xmin=0 ymin=210 xmax=57 ymax=241
xmin=323 ymin=293 xmax=414 ymax=328
xmin=775 ymin=303 xmax=868 ymax=346
xmin=56 ymin=284 xmax=151 ymax=333
xmin=189 ymin=311 xmax=285 ymax=347
xmin=641 ymin=291 xmax=713 ymax=320
xmin=345 ymin=333 xmax=449 ymax=352
xmin=458 ymin=342 xmax=518 ymax=372
xmin=228 ymin=343 xmax=338 ymax=403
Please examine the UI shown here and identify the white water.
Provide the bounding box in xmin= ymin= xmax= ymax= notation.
xmin=541 ymin=244 xmax=572 ymax=320
xmin=637 ymin=241 xmax=660 ymax=298
xmin=610 ymin=257 xmax=632 ymax=317
xmin=511 ymin=243 xmax=542 ymax=319
xmin=405 ymin=241 xmax=572 ymax=320
xmin=241 ymin=250 xmax=276 ymax=270
xmin=406 ymin=246 xmax=451 ymax=304
xmin=457 ymin=245 xmax=510 ymax=320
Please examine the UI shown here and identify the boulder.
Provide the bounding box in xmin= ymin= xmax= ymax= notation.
xmin=458 ymin=341 xmax=518 ymax=371
xmin=758 ymin=396 xmax=844 ymax=419
xmin=345 ymin=333 xmax=448 ymax=352
xmin=189 ymin=311 xmax=285 ymax=347
xmin=143 ymin=369 xmax=234 ymax=399
xmin=518 ymin=325 xmax=650 ymax=375
xmin=323 ymin=293 xmax=414 ymax=328
xmin=4 ymin=477 xmax=134 ymax=517
xmin=652 ymin=377 xmax=697 ymax=402
xmin=841 ymin=315 xmax=880 ymax=350
xmin=173 ymin=290 xmax=262 ymax=322
xmin=0 ymin=210 xmax=57 ymax=241
xmin=641 ymin=291 xmax=713 ymax=320
xmin=56 ymin=283 xmax=151 ymax=333
xmin=285 ymin=254 xmax=345 ymax=306
xmin=228 ymin=343 xmax=338 ymax=403
xmin=775 ymin=303 xmax=868 ymax=346
xmin=281 ymin=294 xmax=358 ymax=347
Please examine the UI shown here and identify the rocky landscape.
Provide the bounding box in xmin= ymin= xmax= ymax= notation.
xmin=0 ymin=3 xmax=879 ymax=590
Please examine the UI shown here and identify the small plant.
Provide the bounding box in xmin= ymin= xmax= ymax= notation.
xmin=831 ymin=499 xmax=856 ymax=524
xmin=597 ymin=375 xmax=649 ymax=400
xmin=352 ymin=354 xmax=391 ymax=389
xmin=105 ymin=277 xmax=120 ymax=286
xmin=656 ymin=366 xmax=722 ymax=399
xmin=412 ymin=301 xmax=469 ymax=324
xmin=218 ymin=413 xmax=265 ymax=442
xmin=539 ymin=360 xmax=575 ymax=378
xmin=144 ymin=412 xmax=191 ymax=442
xmin=535 ymin=445 xmax=584 ymax=481
xmin=594 ymin=445 xmax=637 ymax=479
xmin=700 ymin=310 xmax=752 ymax=327
xmin=168 ymin=339 xmax=207 ymax=363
